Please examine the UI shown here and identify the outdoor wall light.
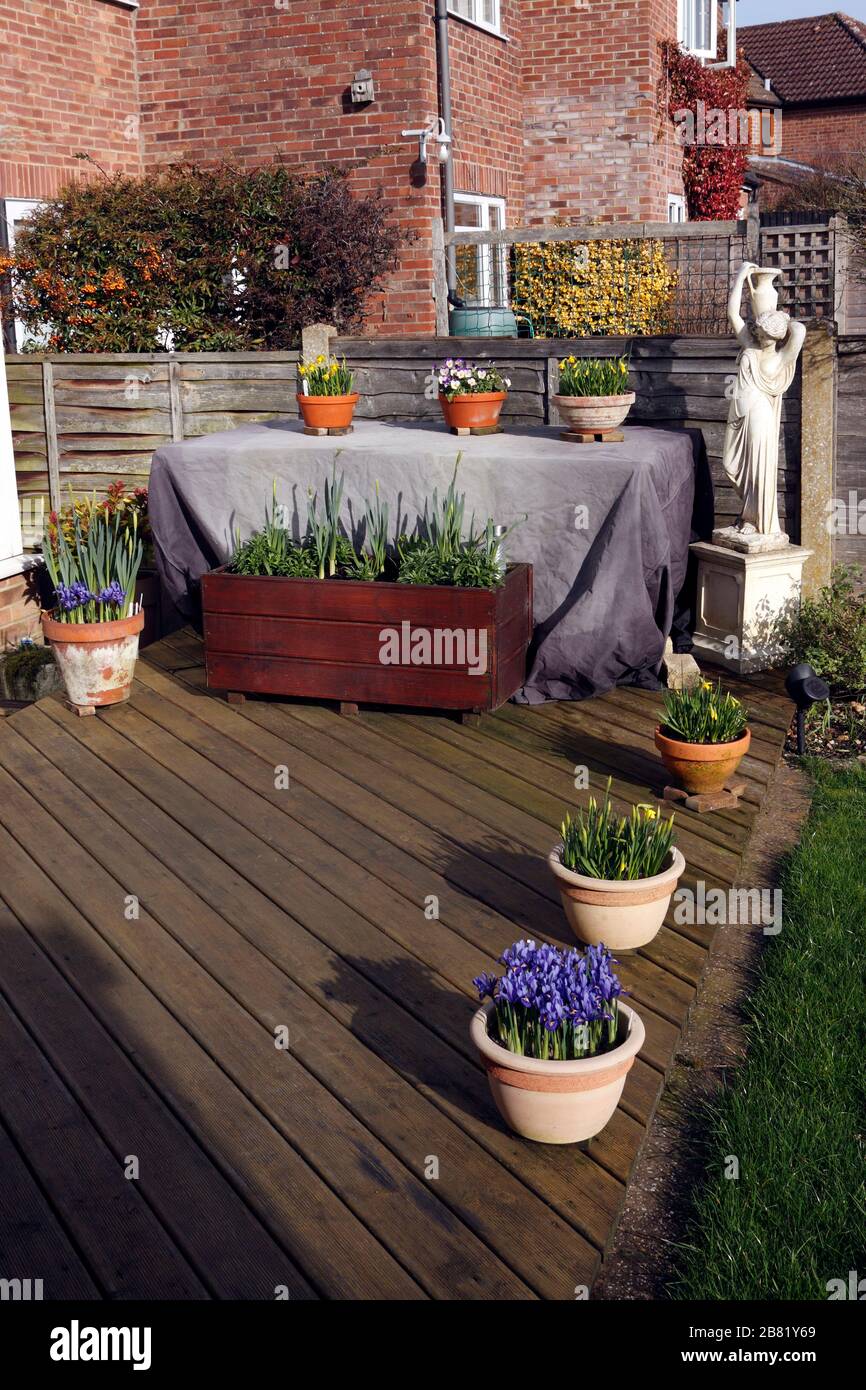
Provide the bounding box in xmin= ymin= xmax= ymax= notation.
xmin=401 ymin=117 xmax=451 ymax=165
xmin=784 ymin=662 xmax=831 ymax=755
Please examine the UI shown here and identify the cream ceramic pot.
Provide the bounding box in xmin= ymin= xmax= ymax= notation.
xmin=471 ymin=1000 xmax=645 ymax=1144
xmin=548 ymin=845 xmax=686 ymax=950
xmin=553 ymin=391 xmax=635 ymax=435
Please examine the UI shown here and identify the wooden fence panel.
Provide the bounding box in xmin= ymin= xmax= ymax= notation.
xmin=8 ymin=351 xmax=300 ymax=536
xmin=836 ymin=336 xmax=866 ymax=580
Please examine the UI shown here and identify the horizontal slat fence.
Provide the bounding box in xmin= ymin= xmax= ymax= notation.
xmin=9 ymin=336 xmax=808 ymax=546
xmin=334 ymin=335 xmax=802 ymax=539
xmin=7 ymin=352 xmax=299 ymax=542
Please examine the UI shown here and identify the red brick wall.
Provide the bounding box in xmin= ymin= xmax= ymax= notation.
xmin=779 ymin=102 xmax=866 ymax=167
xmin=0 ymin=570 xmax=41 ymax=648
xmin=448 ymin=4 xmax=524 ymax=213
xmin=520 ymin=0 xmax=683 ymax=222
xmin=0 ymin=0 xmax=141 ymax=202
xmin=136 ymin=0 xmax=443 ymax=333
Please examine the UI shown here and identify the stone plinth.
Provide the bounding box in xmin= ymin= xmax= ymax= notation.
xmin=691 ymin=539 xmax=813 ymax=675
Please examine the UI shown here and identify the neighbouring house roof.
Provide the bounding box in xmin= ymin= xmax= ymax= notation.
xmin=745 ymin=65 xmax=783 ymax=107
xmin=740 ymin=12 xmax=866 ymax=105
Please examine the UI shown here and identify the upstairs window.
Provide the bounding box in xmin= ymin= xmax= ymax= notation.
xmin=677 ymin=0 xmax=717 ymax=59
xmin=448 ymin=1 xmax=502 ymax=36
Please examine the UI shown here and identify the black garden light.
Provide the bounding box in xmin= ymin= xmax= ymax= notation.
xmin=785 ymin=662 xmax=831 ymax=756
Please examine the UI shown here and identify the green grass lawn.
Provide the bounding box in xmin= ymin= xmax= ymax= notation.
xmin=670 ymin=761 xmax=866 ymax=1300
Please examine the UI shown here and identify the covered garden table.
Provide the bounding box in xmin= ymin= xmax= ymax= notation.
xmin=148 ymin=419 xmax=708 ymax=702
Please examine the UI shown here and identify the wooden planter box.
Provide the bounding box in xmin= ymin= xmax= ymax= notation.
xmin=201 ymin=563 xmax=533 ymax=714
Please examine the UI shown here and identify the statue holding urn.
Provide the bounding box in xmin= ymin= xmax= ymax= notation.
xmin=691 ymin=263 xmax=812 ymax=674
xmin=715 ymin=262 xmax=806 ymax=551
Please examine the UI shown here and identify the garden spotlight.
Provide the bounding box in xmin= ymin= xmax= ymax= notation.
xmin=784 ymin=662 xmax=830 ymax=756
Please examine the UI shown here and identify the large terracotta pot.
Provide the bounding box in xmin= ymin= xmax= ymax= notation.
xmin=296 ymin=392 xmax=359 ymax=430
xmin=471 ymin=999 xmax=645 ymax=1144
xmin=41 ymin=609 xmax=145 ymax=714
xmin=553 ymin=391 xmax=635 ymax=435
xmin=548 ymin=845 xmax=686 ymax=950
xmin=654 ymin=726 xmax=751 ymax=794
xmin=438 ymin=391 xmax=507 ymax=431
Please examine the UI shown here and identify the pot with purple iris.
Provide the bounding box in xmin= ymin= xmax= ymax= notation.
xmin=41 ymin=490 xmax=145 ymax=715
xmin=470 ymin=939 xmax=644 ymax=1144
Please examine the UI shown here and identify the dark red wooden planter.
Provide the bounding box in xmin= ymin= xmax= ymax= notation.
xmin=201 ymin=563 xmax=533 ymax=714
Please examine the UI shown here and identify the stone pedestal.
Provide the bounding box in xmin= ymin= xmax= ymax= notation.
xmin=691 ymin=539 xmax=813 ymax=674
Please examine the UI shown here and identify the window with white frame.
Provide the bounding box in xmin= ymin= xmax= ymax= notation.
xmin=454 ymin=194 xmax=507 ymax=307
xmin=667 ymin=194 xmax=687 ymax=223
xmin=448 ymin=1 xmax=502 ymax=37
xmin=2 ymin=199 xmax=48 ymax=352
xmin=677 ymin=0 xmax=717 ymax=59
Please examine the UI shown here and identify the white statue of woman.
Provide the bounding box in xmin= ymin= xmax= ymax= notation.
xmin=718 ymin=262 xmax=806 ymax=547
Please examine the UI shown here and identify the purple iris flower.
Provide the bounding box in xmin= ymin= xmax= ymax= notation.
xmin=97 ymin=581 xmax=126 ymax=606
xmin=57 ymin=581 xmax=94 ymax=612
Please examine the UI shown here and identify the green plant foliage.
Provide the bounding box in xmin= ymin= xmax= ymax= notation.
xmin=560 ymin=778 xmax=675 ymax=881
xmin=662 ymin=678 xmax=749 ymax=745
xmin=777 ymin=565 xmax=866 ymax=695
xmin=0 ymin=640 xmax=55 ymax=683
xmin=558 ymin=353 xmax=631 ymax=396
xmin=0 ymin=163 xmax=401 ymax=351
xmin=229 ymin=464 xmax=520 ymax=590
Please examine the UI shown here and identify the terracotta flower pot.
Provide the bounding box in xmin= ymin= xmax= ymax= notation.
xmin=41 ymin=609 xmax=145 ymax=714
xmin=296 ymin=393 xmax=359 ymax=430
xmin=438 ymin=391 xmax=507 ymax=431
xmin=553 ymin=391 xmax=635 ymax=434
xmin=654 ymin=726 xmax=751 ymax=794
xmin=548 ymin=845 xmax=686 ymax=950
xmin=471 ymin=999 xmax=645 ymax=1144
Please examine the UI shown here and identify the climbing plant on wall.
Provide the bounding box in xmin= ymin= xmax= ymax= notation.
xmin=660 ymin=39 xmax=752 ymax=222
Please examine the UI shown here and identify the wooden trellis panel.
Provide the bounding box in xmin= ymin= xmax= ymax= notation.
xmin=760 ymin=223 xmax=835 ymax=322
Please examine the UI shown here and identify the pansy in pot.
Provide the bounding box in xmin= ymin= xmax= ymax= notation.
xmin=436 ymin=357 xmax=510 ymax=432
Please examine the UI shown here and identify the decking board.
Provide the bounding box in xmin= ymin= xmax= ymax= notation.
xmin=0 ymin=629 xmax=791 ymax=1300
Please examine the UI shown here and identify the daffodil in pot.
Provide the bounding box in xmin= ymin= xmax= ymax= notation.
xmin=436 ymin=358 xmax=510 ymax=432
xmin=471 ymin=939 xmax=645 ymax=1144
xmin=655 ymin=679 xmax=751 ymax=794
xmin=296 ymin=354 xmax=359 ymax=431
xmin=553 ymin=354 xmax=635 ymax=436
xmin=548 ymin=780 xmax=684 ymax=950
xmin=41 ymin=496 xmax=144 ymax=715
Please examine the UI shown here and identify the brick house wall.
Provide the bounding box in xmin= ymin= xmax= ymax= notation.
xmin=448 ymin=4 xmax=523 ymax=212
xmin=521 ymin=0 xmax=683 ymax=222
xmin=0 ymin=569 xmax=41 ymax=647
xmin=0 ymin=0 xmax=141 ymax=202
xmin=778 ymin=102 xmax=866 ymax=167
xmin=136 ymin=0 xmax=444 ymax=333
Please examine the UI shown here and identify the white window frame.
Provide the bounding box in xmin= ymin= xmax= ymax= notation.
xmin=2 ymin=199 xmax=47 ymax=353
xmin=667 ymin=194 xmax=687 ymax=223
xmin=677 ymin=0 xmax=717 ymax=60
xmin=454 ymin=193 xmax=507 ymax=307
xmin=447 ymin=1 xmax=503 ymax=39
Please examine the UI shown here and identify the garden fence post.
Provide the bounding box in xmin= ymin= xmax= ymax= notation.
xmin=799 ymin=320 xmax=837 ymax=596
xmin=168 ymin=358 xmax=184 ymax=442
xmin=432 ymin=217 xmax=449 ymax=337
xmin=41 ymin=359 xmax=61 ymax=511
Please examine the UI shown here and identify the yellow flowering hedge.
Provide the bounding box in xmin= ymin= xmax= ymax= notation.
xmin=512 ymin=239 xmax=678 ymax=337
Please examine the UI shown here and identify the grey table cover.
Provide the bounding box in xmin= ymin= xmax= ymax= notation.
xmin=148 ymin=419 xmax=707 ymax=702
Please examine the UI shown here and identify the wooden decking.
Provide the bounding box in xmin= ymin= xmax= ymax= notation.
xmin=0 ymin=633 xmax=791 ymax=1300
